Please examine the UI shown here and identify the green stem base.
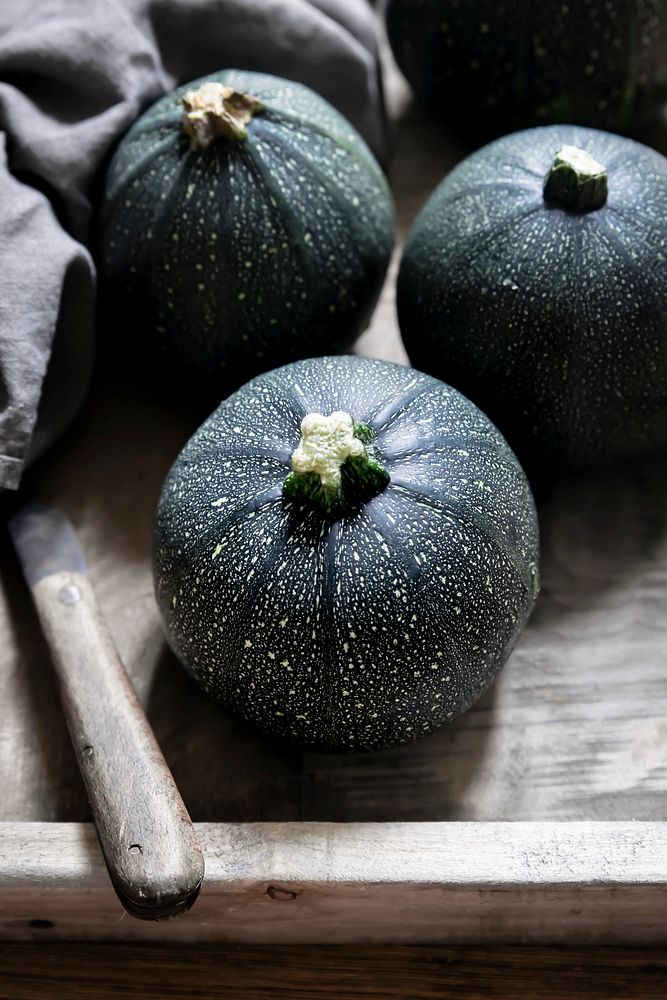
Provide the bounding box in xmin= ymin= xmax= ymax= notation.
xmin=283 ymin=418 xmax=390 ymax=517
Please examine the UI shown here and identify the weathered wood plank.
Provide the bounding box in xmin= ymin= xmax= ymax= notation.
xmin=0 ymin=822 xmax=666 ymax=943
xmin=1 ymin=942 xmax=666 ymax=1000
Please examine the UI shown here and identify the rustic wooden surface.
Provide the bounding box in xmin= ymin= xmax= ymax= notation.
xmin=0 ymin=943 xmax=666 ymax=999
xmin=2 ymin=822 xmax=667 ymax=944
xmin=2 ymin=29 xmax=667 ymax=827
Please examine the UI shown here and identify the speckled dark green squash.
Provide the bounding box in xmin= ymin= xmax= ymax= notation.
xmin=101 ymin=70 xmax=394 ymax=391
xmin=397 ymin=126 xmax=667 ymax=475
xmin=153 ymin=355 xmax=539 ymax=754
xmin=386 ymin=0 xmax=667 ymax=144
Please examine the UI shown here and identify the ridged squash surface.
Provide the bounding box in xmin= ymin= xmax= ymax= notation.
xmin=398 ymin=126 xmax=667 ymax=473
xmin=102 ymin=70 xmax=394 ymax=391
xmin=154 ymin=355 xmax=539 ymax=753
xmin=386 ymin=0 xmax=667 ymax=143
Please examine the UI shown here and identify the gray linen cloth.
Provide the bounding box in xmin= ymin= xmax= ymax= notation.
xmin=0 ymin=0 xmax=386 ymax=489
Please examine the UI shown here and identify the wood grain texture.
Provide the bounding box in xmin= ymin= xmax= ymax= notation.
xmin=25 ymin=568 xmax=204 ymax=917
xmin=1 ymin=822 xmax=666 ymax=943
xmin=0 ymin=943 xmax=666 ymax=1000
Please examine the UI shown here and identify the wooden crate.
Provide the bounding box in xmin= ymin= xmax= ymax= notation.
xmin=1 ymin=51 xmax=667 ymax=944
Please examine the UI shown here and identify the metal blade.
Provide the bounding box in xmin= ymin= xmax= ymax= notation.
xmin=8 ymin=501 xmax=87 ymax=587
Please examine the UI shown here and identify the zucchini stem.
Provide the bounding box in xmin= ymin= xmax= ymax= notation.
xmin=283 ymin=412 xmax=390 ymax=515
xmin=182 ymin=82 xmax=263 ymax=148
xmin=543 ymin=145 xmax=608 ymax=213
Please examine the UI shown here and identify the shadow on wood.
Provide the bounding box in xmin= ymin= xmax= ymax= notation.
xmin=299 ymin=681 xmax=498 ymax=822
xmin=143 ymin=636 xmax=497 ymax=824
xmin=31 ymin=356 xmax=203 ymax=569
xmin=144 ymin=640 xmax=304 ymax=823
xmin=535 ymin=452 xmax=667 ymax=618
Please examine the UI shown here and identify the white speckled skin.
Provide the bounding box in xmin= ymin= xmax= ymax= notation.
xmin=386 ymin=0 xmax=667 ymax=143
xmin=153 ymin=356 xmax=539 ymax=753
xmin=101 ymin=70 xmax=394 ymax=393
xmin=398 ymin=125 xmax=667 ymax=475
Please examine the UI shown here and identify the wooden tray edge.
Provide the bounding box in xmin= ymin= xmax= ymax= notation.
xmin=0 ymin=821 xmax=665 ymax=943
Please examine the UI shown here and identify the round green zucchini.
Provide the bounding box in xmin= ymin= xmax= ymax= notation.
xmin=386 ymin=0 xmax=667 ymax=144
xmin=397 ymin=126 xmax=667 ymax=475
xmin=153 ymin=355 xmax=540 ymax=754
xmin=101 ymin=70 xmax=394 ymax=392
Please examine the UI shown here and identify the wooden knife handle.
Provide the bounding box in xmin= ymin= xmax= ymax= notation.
xmin=30 ymin=569 xmax=204 ymax=919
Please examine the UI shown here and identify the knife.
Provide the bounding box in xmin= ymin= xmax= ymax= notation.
xmin=8 ymin=501 xmax=205 ymax=920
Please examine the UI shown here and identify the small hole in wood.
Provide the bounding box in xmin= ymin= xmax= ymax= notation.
xmin=129 ymin=844 xmax=142 ymax=855
xmin=267 ymin=885 xmax=299 ymax=901
xmin=28 ymin=920 xmax=54 ymax=929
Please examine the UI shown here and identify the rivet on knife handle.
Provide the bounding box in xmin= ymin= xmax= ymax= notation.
xmin=8 ymin=502 xmax=205 ymax=919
